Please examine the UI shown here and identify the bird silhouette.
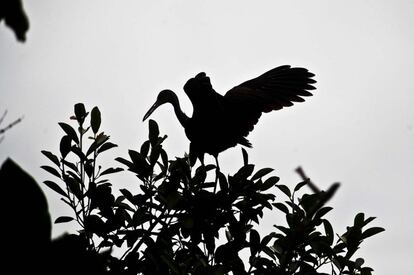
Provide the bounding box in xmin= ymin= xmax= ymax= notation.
xmin=143 ymin=65 xmax=316 ymax=166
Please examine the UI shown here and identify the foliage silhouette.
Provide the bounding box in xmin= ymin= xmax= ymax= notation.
xmin=0 ymin=0 xmax=29 ymax=42
xmin=40 ymin=103 xmax=384 ymax=275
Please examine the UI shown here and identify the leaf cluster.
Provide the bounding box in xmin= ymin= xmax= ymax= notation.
xmin=42 ymin=103 xmax=384 ymax=275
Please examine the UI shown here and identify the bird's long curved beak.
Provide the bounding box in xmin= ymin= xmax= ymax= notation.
xmin=143 ymin=101 xmax=160 ymax=121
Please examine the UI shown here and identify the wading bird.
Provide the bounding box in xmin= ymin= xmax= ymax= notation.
xmin=143 ymin=65 xmax=316 ymax=166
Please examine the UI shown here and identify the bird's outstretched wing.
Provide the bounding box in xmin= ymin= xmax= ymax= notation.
xmin=224 ymin=65 xmax=316 ymax=137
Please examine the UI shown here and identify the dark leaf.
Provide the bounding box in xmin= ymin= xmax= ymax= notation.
xmin=149 ymin=145 xmax=161 ymax=166
xmin=272 ymin=202 xmax=289 ymax=214
xmin=355 ymin=258 xmax=365 ymax=268
xmin=294 ymin=180 xmax=309 ymax=192
xmin=261 ymin=233 xmax=276 ymax=246
xmin=74 ymin=103 xmax=87 ymax=125
xmin=97 ymin=142 xmax=118 ymax=154
xmin=91 ymin=106 xmax=101 ymax=134
xmin=58 ymin=122 xmax=79 ymax=144
xmin=218 ymin=172 xmax=228 ymax=192
xmin=354 ymin=212 xmax=365 ymax=227
xmin=128 ymin=150 xmax=151 ymax=177
xmin=64 ymin=175 xmax=82 ymax=199
xmin=86 ymin=140 xmax=99 ymax=157
xmin=41 ymin=165 xmax=61 ymax=178
xmin=250 ymin=229 xmax=261 ymax=255
xmin=71 ymin=146 xmax=86 ymax=161
xmin=361 ymin=227 xmax=385 ymax=239
xmin=160 ymin=149 xmax=168 ymax=169
xmin=235 ymin=164 xmax=255 ymax=180
xmin=362 ymin=216 xmax=376 ymax=227
xmin=84 ymin=160 xmax=94 ymax=178
xmin=41 ymin=150 xmax=60 ymax=167
xmin=314 ymin=207 xmax=333 ymax=220
xmin=274 ymin=225 xmax=290 ymax=235
xmin=323 ymin=220 xmax=334 ymax=245
xmin=251 ymin=168 xmax=274 ymax=181
xmin=276 ymin=184 xmax=291 ymax=198
xmin=140 ymin=140 xmax=150 ymax=158
xmin=100 ymin=167 xmax=123 ymax=176
xmin=120 ymin=188 xmax=134 ymax=203
xmin=148 ymin=119 xmax=159 ymax=145
xmin=242 ymin=148 xmax=248 ymax=166
xmin=262 ymin=246 xmax=276 ymax=260
xmin=55 ymin=216 xmax=74 ymax=224
xmin=44 ymin=180 xmax=67 ymax=197
xmin=115 ymin=157 xmax=133 ymax=169
xmin=259 ymin=176 xmax=280 ymax=191
xmin=59 ymin=135 xmax=72 ymax=158
xmin=85 ymin=215 xmax=106 ymax=235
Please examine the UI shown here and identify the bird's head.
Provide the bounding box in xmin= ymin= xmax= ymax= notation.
xmin=143 ymin=89 xmax=179 ymax=121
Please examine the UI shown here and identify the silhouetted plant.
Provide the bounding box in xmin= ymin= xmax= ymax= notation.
xmin=42 ymin=103 xmax=384 ymax=275
xmin=0 ymin=0 xmax=29 ymax=42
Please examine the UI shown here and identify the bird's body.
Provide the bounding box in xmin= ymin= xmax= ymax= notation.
xmin=143 ymin=65 xmax=316 ymax=165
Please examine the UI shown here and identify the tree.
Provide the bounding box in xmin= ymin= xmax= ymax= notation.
xmin=39 ymin=103 xmax=384 ymax=274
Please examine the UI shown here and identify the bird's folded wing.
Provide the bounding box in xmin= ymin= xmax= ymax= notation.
xmin=224 ymin=65 xmax=316 ymax=136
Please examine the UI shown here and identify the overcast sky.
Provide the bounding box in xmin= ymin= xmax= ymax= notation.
xmin=1 ymin=1 xmax=413 ymax=274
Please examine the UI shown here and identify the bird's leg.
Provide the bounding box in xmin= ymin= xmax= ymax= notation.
xmin=214 ymin=155 xmax=220 ymax=193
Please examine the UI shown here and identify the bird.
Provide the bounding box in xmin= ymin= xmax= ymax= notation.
xmin=143 ymin=65 xmax=316 ymax=166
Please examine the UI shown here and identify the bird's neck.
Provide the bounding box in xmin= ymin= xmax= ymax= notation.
xmin=172 ymin=100 xmax=189 ymax=127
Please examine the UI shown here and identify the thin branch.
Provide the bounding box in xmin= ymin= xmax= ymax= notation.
xmin=0 ymin=115 xmax=24 ymax=135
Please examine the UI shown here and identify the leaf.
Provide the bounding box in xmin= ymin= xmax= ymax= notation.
xmin=58 ymin=122 xmax=79 ymax=144
xmin=59 ymin=135 xmax=72 ymax=158
xmin=294 ymin=180 xmax=308 ymax=192
xmin=64 ymin=175 xmax=82 ymax=199
xmin=140 ymin=140 xmax=150 ymax=158
xmin=44 ymin=180 xmax=67 ymax=197
xmin=115 ymin=157 xmax=133 ymax=169
xmin=354 ymin=213 xmax=365 ymax=227
xmin=55 ymin=216 xmax=74 ymax=224
xmin=362 ymin=216 xmax=376 ymax=227
xmin=100 ymin=167 xmax=123 ymax=176
xmin=242 ymin=148 xmax=248 ymax=166
xmin=218 ymin=172 xmax=228 ymax=192
xmin=355 ymin=258 xmax=365 ymax=268
xmin=41 ymin=165 xmax=61 ymax=178
xmin=272 ymin=202 xmax=289 ymax=214
xmin=314 ymin=207 xmax=333 ymax=220
xmin=97 ymin=142 xmax=118 ymax=154
xmin=261 ymin=233 xmax=276 ymax=246
xmin=251 ymin=168 xmax=274 ymax=181
xmin=84 ymin=160 xmax=94 ymax=178
xmin=323 ymin=220 xmax=334 ymax=245
xmin=149 ymin=145 xmax=161 ymax=166
xmin=274 ymin=225 xmax=290 ymax=235
xmin=62 ymin=160 xmax=78 ymax=172
xmin=71 ymin=146 xmax=86 ymax=161
xmin=249 ymin=229 xmax=261 ymax=255
xmin=74 ymin=103 xmax=87 ymax=125
xmin=259 ymin=176 xmax=280 ymax=191
xmin=361 ymin=227 xmax=385 ymax=239
xmin=235 ymin=164 xmax=255 ymax=180
xmin=41 ymin=150 xmax=60 ymax=167
xmin=148 ymin=119 xmax=159 ymax=144
xmin=276 ymin=184 xmax=291 ymax=198
xmin=91 ymin=106 xmax=101 ymax=134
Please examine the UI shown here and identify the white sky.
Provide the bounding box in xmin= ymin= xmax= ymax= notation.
xmin=1 ymin=1 xmax=413 ymax=274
